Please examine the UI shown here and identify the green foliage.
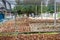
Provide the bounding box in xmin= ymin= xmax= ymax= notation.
xmin=49 ymin=10 xmax=54 ymax=13
xmin=43 ymin=5 xmax=48 ymax=13
xmin=14 ymin=0 xmax=60 ymax=15
xmin=37 ymin=5 xmax=41 ymax=13
xmin=13 ymin=5 xmax=35 ymax=13
xmin=13 ymin=5 xmax=49 ymax=14
xmin=12 ymin=4 xmax=60 ymax=15
xmin=48 ymin=4 xmax=54 ymax=13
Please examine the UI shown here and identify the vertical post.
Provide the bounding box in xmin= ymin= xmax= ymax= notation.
xmin=15 ymin=5 xmax=18 ymax=32
xmin=41 ymin=1 xmax=43 ymax=19
xmin=35 ymin=5 xmax=37 ymax=17
xmin=54 ymin=0 xmax=56 ymax=26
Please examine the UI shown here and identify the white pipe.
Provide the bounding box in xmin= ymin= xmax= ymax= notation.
xmin=54 ymin=0 xmax=56 ymax=26
xmin=41 ymin=1 xmax=43 ymax=19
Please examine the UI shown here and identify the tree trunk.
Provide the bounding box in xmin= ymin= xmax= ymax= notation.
xmin=26 ymin=13 xmax=29 ymax=17
xmin=2 ymin=0 xmax=7 ymax=9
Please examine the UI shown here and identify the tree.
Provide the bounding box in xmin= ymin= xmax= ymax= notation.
xmin=13 ymin=5 xmax=36 ymax=17
xmin=48 ymin=4 xmax=54 ymax=14
xmin=2 ymin=0 xmax=7 ymax=9
xmin=14 ymin=0 xmax=50 ymax=17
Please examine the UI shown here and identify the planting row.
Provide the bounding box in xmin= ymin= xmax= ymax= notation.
xmin=0 ymin=18 xmax=60 ymax=32
xmin=0 ymin=34 xmax=60 ymax=40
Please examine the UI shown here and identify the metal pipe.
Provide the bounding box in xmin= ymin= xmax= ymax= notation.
xmin=41 ymin=1 xmax=43 ymax=19
xmin=54 ymin=0 xmax=56 ymax=26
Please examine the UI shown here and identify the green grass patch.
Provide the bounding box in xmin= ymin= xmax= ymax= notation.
xmin=42 ymin=32 xmax=58 ymax=34
xmin=0 ymin=32 xmax=59 ymax=36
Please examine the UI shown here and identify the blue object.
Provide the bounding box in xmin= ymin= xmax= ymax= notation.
xmin=0 ymin=11 xmax=5 ymax=22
